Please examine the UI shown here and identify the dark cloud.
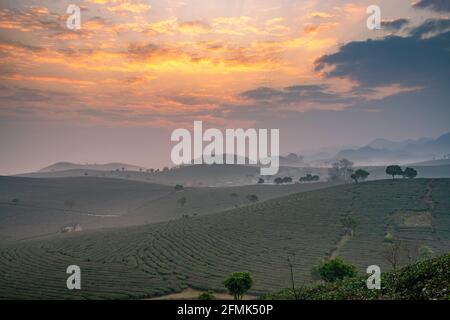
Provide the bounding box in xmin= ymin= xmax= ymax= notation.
xmin=240 ymin=84 xmax=356 ymax=105
xmin=314 ymin=23 xmax=450 ymax=89
xmin=381 ymin=18 xmax=410 ymax=31
xmin=412 ymin=0 xmax=450 ymax=12
xmin=409 ymin=18 xmax=450 ymax=38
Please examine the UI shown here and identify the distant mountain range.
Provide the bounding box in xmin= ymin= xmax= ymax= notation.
xmin=335 ymin=132 xmax=450 ymax=165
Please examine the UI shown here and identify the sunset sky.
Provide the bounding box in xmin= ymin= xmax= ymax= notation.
xmin=0 ymin=0 xmax=449 ymax=173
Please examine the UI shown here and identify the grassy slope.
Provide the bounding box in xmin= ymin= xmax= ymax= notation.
xmin=0 ymin=179 xmax=449 ymax=299
xmin=0 ymin=176 xmax=333 ymax=240
xmin=264 ymin=253 xmax=450 ymax=300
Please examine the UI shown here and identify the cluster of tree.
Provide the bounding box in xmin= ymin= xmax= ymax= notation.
xmin=385 ymin=165 xmax=418 ymax=180
xmin=384 ymin=239 xmax=434 ymax=270
xmin=274 ymin=177 xmax=293 ymax=184
xmin=299 ymin=174 xmax=320 ymax=183
xmin=328 ymin=159 xmax=354 ymax=182
xmin=328 ymin=159 xmax=371 ymax=184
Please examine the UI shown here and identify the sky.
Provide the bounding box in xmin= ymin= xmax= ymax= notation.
xmin=0 ymin=0 xmax=449 ymax=174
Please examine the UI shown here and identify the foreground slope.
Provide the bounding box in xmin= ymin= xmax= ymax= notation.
xmin=266 ymin=253 xmax=450 ymax=300
xmin=0 ymin=179 xmax=449 ymax=299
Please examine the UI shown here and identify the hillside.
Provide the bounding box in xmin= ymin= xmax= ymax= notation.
xmin=0 ymin=179 xmax=449 ymax=299
xmin=0 ymin=176 xmax=333 ymax=240
xmin=39 ymin=162 xmax=144 ymax=173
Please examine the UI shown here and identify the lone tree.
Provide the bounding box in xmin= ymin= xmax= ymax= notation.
xmin=174 ymin=184 xmax=184 ymax=191
xmin=340 ymin=215 xmax=358 ymax=236
xmin=351 ymin=169 xmax=370 ymax=184
xmin=403 ymin=167 xmax=418 ymax=179
xmin=224 ymin=272 xmax=253 ymax=300
xmin=313 ymin=258 xmax=357 ymax=283
xmin=64 ymin=200 xmax=75 ymax=210
xmin=247 ymin=194 xmax=259 ymax=203
xmin=177 ymin=197 xmax=187 ymax=207
xmin=386 ymin=165 xmax=403 ymax=180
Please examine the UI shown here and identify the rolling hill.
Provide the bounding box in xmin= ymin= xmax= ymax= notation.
xmin=0 ymin=179 xmax=448 ymax=299
xmin=0 ymin=176 xmax=334 ymax=240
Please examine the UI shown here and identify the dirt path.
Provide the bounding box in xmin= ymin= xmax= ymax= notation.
xmin=329 ymin=231 xmax=352 ymax=259
xmin=424 ymin=180 xmax=435 ymax=210
xmin=149 ymin=288 xmax=257 ymax=300
xmin=424 ymin=179 xmax=438 ymax=236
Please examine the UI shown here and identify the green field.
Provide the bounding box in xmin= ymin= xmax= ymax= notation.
xmin=0 ymin=179 xmax=449 ymax=299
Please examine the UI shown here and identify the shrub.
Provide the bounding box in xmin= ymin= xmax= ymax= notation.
xmin=198 ymin=291 xmax=216 ymax=300
xmin=417 ymin=245 xmax=434 ymax=261
xmin=384 ymin=232 xmax=394 ymax=243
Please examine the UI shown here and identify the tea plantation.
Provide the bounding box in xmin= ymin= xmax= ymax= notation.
xmin=0 ymin=179 xmax=449 ymax=299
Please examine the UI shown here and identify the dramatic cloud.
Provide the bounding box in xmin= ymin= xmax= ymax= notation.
xmin=412 ymin=0 xmax=450 ymax=12
xmin=315 ymin=22 xmax=450 ymax=89
xmin=381 ymin=18 xmax=410 ymax=31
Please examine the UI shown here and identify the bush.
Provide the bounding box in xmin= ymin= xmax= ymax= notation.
xmin=198 ymin=291 xmax=216 ymax=300
xmin=384 ymin=232 xmax=394 ymax=243
xmin=314 ymin=258 xmax=357 ymax=283
xmin=247 ymin=195 xmax=259 ymax=203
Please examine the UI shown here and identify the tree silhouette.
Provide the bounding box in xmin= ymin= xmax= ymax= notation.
xmin=386 ymin=165 xmax=403 ymax=180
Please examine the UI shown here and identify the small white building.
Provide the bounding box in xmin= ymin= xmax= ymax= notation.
xmin=61 ymin=224 xmax=83 ymax=233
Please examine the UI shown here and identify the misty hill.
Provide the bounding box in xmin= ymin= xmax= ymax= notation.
xmin=0 ymin=176 xmax=334 ymax=240
xmin=367 ymin=137 xmax=433 ymax=150
xmin=409 ymin=159 xmax=450 ymax=166
xmin=0 ymin=179 xmax=448 ymax=299
xmin=39 ymin=162 xmax=144 ymax=173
